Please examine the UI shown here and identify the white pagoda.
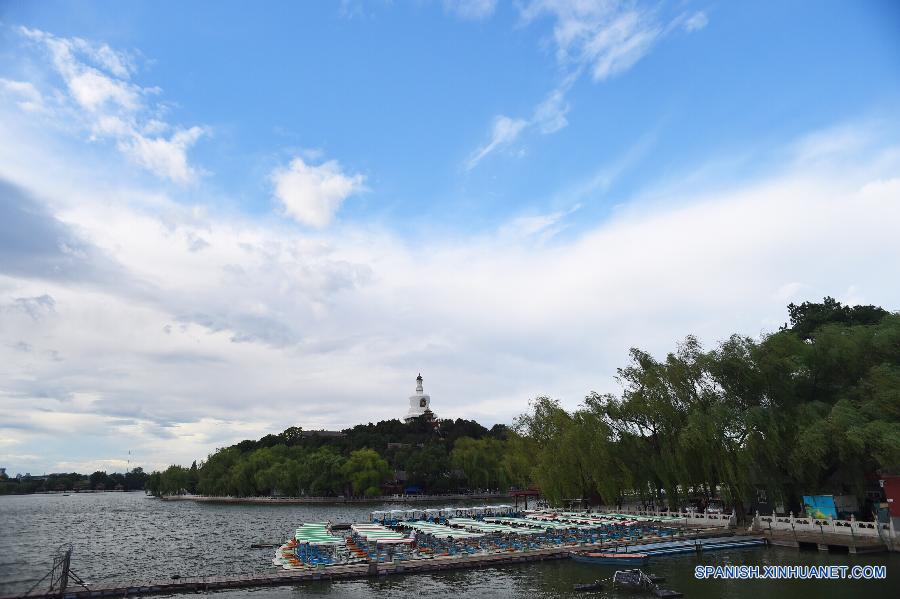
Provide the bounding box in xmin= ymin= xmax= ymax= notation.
xmin=404 ymin=373 xmax=434 ymax=422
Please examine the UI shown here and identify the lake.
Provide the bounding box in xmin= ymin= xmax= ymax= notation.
xmin=1 ymin=492 xmax=897 ymax=598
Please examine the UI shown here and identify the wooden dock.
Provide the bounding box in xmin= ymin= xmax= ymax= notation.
xmin=2 ymin=529 xmax=736 ymax=599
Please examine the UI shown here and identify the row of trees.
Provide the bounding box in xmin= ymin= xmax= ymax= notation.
xmin=146 ymin=435 xmax=530 ymax=498
xmin=514 ymin=299 xmax=900 ymax=516
xmin=146 ymin=412 xmax=528 ymax=497
xmin=0 ymin=468 xmax=150 ymax=495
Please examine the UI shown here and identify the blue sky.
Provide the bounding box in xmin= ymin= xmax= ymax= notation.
xmin=1 ymin=1 xmax=899 ymax=474
xmin=4 ymin=1 xmax=898 ymax=228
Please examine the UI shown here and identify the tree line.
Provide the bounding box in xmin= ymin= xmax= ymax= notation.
xmin=515 ymin=298 xmax=899 ymax=516
xmin=0 ymin=468 xmax=150 ymax=495
xmin=146 ymin=418 xmax=529 ymax=497
xmin=146 ymin=299 xmax=899 ymax=517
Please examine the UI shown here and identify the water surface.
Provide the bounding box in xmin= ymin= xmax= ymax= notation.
xmin=1 ymin=492 xmax=897 ymax=598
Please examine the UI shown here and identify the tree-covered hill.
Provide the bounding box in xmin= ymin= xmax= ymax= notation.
xmin=147 ymin=417 xmax=523 ymax=498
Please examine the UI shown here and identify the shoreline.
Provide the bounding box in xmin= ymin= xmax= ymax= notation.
xmin=158 ymin=493 xmax=514 ymax=505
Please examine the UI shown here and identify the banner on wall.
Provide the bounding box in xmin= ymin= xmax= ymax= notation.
xmin=802 ymin=495 xmax=838 ymax=519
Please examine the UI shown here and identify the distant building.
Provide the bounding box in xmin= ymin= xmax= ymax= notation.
xmin=404 ymin=373 xmax=436 ymax=422
xmin=0 ymin=467 xmax=6 ymax=478
xmin=300 ymin=429 xmax=345 ymax=438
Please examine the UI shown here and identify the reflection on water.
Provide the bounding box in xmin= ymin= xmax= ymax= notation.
xmin=1 ymin=493 xmax=897 ymax=598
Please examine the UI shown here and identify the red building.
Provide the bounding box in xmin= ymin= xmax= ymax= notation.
xmin=882 ymin=475 xmax=900 ymax=518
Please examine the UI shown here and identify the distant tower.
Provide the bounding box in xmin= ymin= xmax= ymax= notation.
xmin=404 ymin=373 xmax=434 ymax=422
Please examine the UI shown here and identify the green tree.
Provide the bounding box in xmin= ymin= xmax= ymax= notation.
xmin=146 ymin=471 xmax=162 ymax=496
xmin=280 ymin=426 xmax=304 ymax=445
xmin=158 ymin=465 xmax=191 ymax=495
xmin=89 ymin=470 xmax=110 ymax=490
xmin=342 ymin=448 xmax=390 ymax=497
xmin=450 ymin=437 xmax=508 ymax=491
xmin=405 ymin=445 xmax=449 ymax=491
xmin=304 ymin=447 xmax=347 ymax=496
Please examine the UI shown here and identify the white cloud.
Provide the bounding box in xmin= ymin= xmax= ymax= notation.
xmin=466 ymin=79 xmax=573 ymax=168
xmin=20 ymin=26 xmax=137 ymax=79
xmin=520 ymin=0 xmax=666 ymax=81
xmin=682 ymin=11 xmax=709 ymax=33
xmin=118 ymin=126 xmax=206 ymax=184
xmin=0 ymin=78 xmax=46 ymax=113
xmin=465 ymin=115 xmax=529 ymax=169
xmin=66 ymin=68 xmax=142 ymax=113
xmin=445 ymin=0 xmax=498 ymax=20
xmin=14 ymin=27 xmax=205 ymax=184
xmin=81 ymin=42 xmax=136 ymax=80
xmin=465 ymin=1 xmax=707 ymax=168
xmin=271 ymin=157 xmax=367 ymax=228
xmin=583 ymin=11 xmax=662 ymax=81
xmin=532 ymin=86 xmax=570 ymax=134
xmin=20 ymin=26 xmax=143 ymax=112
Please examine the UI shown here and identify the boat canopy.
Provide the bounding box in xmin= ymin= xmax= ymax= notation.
xmin=400 ymin=520 xmax=483 ymax=539
xmin=448 ymin=518 xmax=542 ymax=535
xmin=294 ymin=523 xmax=345 ymax=546
xmin=350 ymin=523 xmax=408 ymax=541
xmin=374 ymin=537 xmax=414 ymax=545
xmin=484 ymin=516 xmax=588 ymax=530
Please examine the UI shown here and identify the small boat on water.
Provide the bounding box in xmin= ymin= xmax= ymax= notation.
xmin=612 ymin=569 xmax=683 ymax=598
xmin=570 ymin=551 xmax=649 ymax=566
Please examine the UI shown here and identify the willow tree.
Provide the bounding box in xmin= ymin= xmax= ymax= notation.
xmin=342 ymin=448 xmax=390 ymax=497
xmin=450 ymin=437 xmax=508 ymax=490
xmin=602 ymin=341 xmax=700 ymax=509
xmin=512 ymin=397 xmax=618 ymax=504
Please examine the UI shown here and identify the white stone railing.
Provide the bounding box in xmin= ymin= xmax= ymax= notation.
xmin=753 ymin=511 xmax=896 ymax=541
xmin=598 ymin=506 xmax=736 ymax=528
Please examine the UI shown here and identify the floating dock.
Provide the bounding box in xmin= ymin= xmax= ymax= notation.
xmin=2 ymin=530 xmax=740 ymax=599
xmin=622 ymin=535 xmax=766 ymax=556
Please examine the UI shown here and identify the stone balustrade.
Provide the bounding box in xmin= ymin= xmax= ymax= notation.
xmin=753 ymin=511 xmax=896 ymax=541
xmin=596 ymin=505 xmax=737 ymax=527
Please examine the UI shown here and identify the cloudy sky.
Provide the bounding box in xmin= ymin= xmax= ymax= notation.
xmin=1 ymin=1 xmax=899 ymax=475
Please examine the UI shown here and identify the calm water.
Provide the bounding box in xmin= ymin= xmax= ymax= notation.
xmin=1 ymin=492 xmax=897 ymax=598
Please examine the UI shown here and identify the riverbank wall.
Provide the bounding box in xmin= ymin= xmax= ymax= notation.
xmin=753 ymin=512 xmax=900 ymax=553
